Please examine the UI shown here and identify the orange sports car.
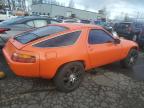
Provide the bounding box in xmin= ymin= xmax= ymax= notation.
xmin=3 ymin=23 xmax=139 ymax=92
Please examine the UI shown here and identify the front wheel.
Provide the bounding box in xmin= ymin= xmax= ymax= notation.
xmin=120 ymin=49 xmax=139 ymax=68
xmin=54 ymin=62 xmax=85 ymax=92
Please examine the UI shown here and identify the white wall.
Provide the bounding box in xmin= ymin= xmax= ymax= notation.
xmin=31 ymin=4 xmax=100 ymax=20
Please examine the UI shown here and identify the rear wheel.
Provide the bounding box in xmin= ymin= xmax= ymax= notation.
xmin=120 ymin=49 xmax=138 ymax=68
xmin=54 ymin=62 xmax=85 ymax=92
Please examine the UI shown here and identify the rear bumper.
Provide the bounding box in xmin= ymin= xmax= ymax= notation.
xmin=2 ymin=48 xmax=40 ymax=78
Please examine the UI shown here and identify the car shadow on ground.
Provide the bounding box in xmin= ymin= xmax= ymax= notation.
xmin=1 ymin=50 xmax=144 ymax=108
xmin=100 ymin=53 xmax=144 ymax=80
xmin=1 ymin=49 xmax=144 ymax=89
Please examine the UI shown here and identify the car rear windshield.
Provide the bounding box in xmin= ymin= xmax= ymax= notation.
xmin=14 ymin=25 xmax=68 ymax=44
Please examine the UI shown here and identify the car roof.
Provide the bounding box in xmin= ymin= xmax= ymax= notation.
xmin=53 ymin=23 xmax=103 ymax=30
xmin=17 ymin=16 xmax=49 ymax=19
xmin=15 ymin=16 xmax=50 ymax=22
xmin=0 ymin=16 xmax=51 ymax=26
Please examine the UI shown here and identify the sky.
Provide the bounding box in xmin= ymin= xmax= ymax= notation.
xmin=56 ymin=0 xmax=144 ymax=19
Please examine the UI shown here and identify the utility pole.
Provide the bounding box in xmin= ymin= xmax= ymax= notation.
xmin=68 ymin=0 xmax=74 ymax=8
xmin=7 ymin=0 xmax=11 ymax=10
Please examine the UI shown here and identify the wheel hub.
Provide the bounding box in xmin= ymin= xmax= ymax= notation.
xmin=69 ymin=74 xmax=76 ymax=83
xmin=129 ymin=57 xmax=135 ymax=64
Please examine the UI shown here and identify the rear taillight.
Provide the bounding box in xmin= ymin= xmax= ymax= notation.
xmin=11 ymin=53 xmax=36 ymax=63
xmin=0 ymin=28 xmax=10 ymax=33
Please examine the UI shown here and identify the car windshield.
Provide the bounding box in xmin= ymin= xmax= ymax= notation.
xmin=14 ymin=25 xmax=68 ymax=44
xmin=0 ymin=17 xmax=23 ymax=26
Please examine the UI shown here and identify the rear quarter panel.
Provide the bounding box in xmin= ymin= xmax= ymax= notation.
xmin=22 ymin=28 xmax=91 ymax=79
xmin=3 ymin=41 xmax=40 ymax=77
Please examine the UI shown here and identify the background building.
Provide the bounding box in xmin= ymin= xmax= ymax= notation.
xmin=31 ymin=4 xmax=105 ymax=20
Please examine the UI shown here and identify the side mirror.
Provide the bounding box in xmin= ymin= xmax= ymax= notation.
xmin=114 ymin=38 xmax=120 ymax=44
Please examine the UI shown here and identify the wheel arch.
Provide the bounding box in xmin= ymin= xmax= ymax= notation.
xmin=131 ymin=46 xmax=138 ymax=50
xmin=54 ymin=60 xmax=86 ymax=77
xmin=126 ymin=45 xmax=139 ymax=57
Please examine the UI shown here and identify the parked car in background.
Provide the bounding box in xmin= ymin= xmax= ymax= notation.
xmin=62 ymin=18 xmax=91 ymax=24
xmin=53 ymin=16 xmax=65 ymax=22
xmin=137 ymin=26 xmax=144 ymax=49
xmin=62 ymin=18 xmax=77 ymax=23
xmin=78 ymin=19 xmax=91 ymax=24
xmin=0 ymin=20 xmax=4 ymax=22
xmin=91 ymin=20 xmax=113 ymax=33
xmin=0 ymin=16 xmax=60 ymax=47
xmin=103 ymin=24 xmax=113 ymax=33
xmin=3 ymin=23 xmax=139 ymax=92
xmin=115 ymin=22 xmax=143 ymax=41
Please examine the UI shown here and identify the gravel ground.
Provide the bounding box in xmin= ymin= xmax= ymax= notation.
xmin=0 ymin=50 xmax=144 ymax=108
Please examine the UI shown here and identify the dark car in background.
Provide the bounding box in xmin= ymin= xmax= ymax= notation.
xmin=91 ymin=20 xmax=113 ymax=33
xmin=137 ymin=26 xmax=144 ymax=49
xmin=115 ymin=22 xmax=143 ymax=41
xmin=62 ymin=18 xmax=91 ymax=24
xmin=0 ymin=16 xmax=60 ymax=47
xmin=0 ymin=20 xmax=4 ymax=22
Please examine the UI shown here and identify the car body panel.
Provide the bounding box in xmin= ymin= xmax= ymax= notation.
xmin=86 ymin=28 xmax=124 ymax=67
xmin=3 ymin=23 xmax=139 ymax=79
xmin=3 ymin=41 xmax=40 ymax=77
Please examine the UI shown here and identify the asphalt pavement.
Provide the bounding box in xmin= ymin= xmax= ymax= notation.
xmin=0 ymin=50 xmax=144 ymax=108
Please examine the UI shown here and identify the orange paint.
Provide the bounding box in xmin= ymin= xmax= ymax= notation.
xmin=3 ymin=23 xmax=138 ymax=79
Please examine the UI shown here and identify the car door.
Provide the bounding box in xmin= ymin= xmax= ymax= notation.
xmin=87 ymin=28 xmax=122 ymax=68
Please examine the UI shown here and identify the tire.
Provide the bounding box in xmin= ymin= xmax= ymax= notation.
xmin=53 ymin=62 xmax=85 ymax=92
xmin=120 ymin=49 xmax=139 ymax=68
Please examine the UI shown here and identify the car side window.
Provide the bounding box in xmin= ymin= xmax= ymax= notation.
xmin=26 ymin=21 xmax=35 ymax=27
xmin=88 ymin=29 xmax=114 ymax=44
xmin=34 ymin=31 xmax=81 ymax=47
xmin=33 ymin=20 xmax=48 ymax=28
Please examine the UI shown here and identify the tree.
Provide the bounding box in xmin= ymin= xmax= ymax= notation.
xmin=98 ymin=7 xmax=108 ymax=20
xmin=84 ymin=4 xmax=89 ymax=10
xmin=0 ymin=0 xmax=5 ymax=9
xmin=124 ymin=13 xmax=130 ymax=21
xmin=6 ymin=0 xmax=11 ymax=10
xmin=68 ymin=0 xmax=74 ymax=8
